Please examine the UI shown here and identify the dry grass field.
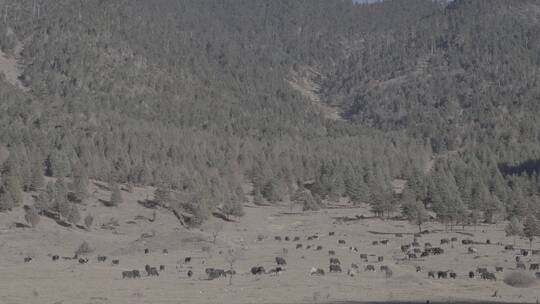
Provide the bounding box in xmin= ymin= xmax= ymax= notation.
xmin=0 ymin=181 xmax=539 ymax=304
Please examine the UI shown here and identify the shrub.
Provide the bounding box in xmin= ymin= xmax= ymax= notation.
xmin=503 ymin=271 xmax=535 ymax=288
xmin=75 ymin=241 xmax=94 ymax=256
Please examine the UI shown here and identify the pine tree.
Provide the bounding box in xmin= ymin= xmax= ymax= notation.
xmin=403 ymin=200 xmax=429 ymax=233
xmin=71 ymin=163 xmax=88 ymax=202
xmin=523 ymin=216 xmax=540 ymax=250
xmin=154 ymin=187 xmax=170 ymax=204
xmin=34 ymin=191 xmax=50 ymax=214
xmin=67 ymin=203 xmax=81 ymax=224
xmin=253 ymin=189 xmax=264 ymax=206
xmin=5 ymin=175 xmax=23 ymax=207
xmin=505 ymin=217 xmax=524 ymax=246
xmin=24 ymin=205 xmax=40 ymax=228
xmin=0 ymin=187 xmax=13 ymax=211
xmin=29 ymin=162 xmax=45 ymax=191
xmin=84 ymin=214 xmax=94 ymax=229
xmin=222 ymin=196 xmax=244 ymax=220
xmin=109 ymin=184 xmax=123 ymax=206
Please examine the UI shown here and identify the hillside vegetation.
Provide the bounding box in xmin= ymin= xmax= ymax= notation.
xmin=0 ymin=0 xmax=539 ymax=227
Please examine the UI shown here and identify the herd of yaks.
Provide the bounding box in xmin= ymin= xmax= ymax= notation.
xmin=20 ymin=231 xmax=540 ymax=282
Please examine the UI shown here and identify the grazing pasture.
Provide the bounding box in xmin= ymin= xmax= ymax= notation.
xmin=0 ymin=186 xmax=539 ymax=304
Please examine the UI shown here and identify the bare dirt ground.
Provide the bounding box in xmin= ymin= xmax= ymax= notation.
xmin=0 ymin=181 xmax=539 ymax=304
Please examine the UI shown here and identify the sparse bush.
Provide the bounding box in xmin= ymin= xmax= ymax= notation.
xmin=503 ymin=271 xmax=535 ymax=288
xmin=75 ymin=241 xmax=94 ymax=256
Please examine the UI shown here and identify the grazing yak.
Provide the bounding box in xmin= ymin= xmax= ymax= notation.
xmin=24 ymin=257 xmax=32 ymax=263
xmin=112 ymin=259 xmax=120 ymax=265
xmin=328 ymin=250 xmax=336 ymax=256
xmin=365 ymin=265 xmax=375 ymax=272
xmin=184 ymin=257 xmax=192 ymax=263
xmin=122 ymin=270 xmax=141 ymax=279
xmin=159 ymin=265 xmax=165 ymax=271
xmin=338 ymin=239 xmax=346 ymax=245
xmin=469 ymin=271 xmax=475 ymax=278
xmin=316 ymin=246 xmax=323 ymax=251
xmin=97 ymin=255 xmax=107 ymax=262
xmin=275 ymin=236 xmax=282 ymax=241
xmin=504 ymin=244 xmax=514 ymax=250
xmin=372 ymin=241 xmax=379 ymax=246
xmin=360 ymin=254 xmax=368 ymax=260
xmin=52 ymin=255 xmax=59 ymax=261
xmin=530 ymin=263 xmax=539 ymax=271
xmin=408 ymin=253 xmax=417 ymax=259
xmin=329 ymin=232 xmax=335 ymax=236
xmin=416 ymin=266 xmax=422 ymax=272
xmin=207 ymin=268 xmax=227 ymax=279
xmin=144 ymin=248 xmax=150 ymax=254
xmin=284 ymin=236 xmax=290 ymax=241
xmin=421 ymin=251 xmax=429 ymax=257
xmin=428 ymin=271 xmax=436 ymax=279
xmin=250 ymin=266 xmax=265 ymax=275
xmin=516 ymin=262 xmax=526 ymax=270
xmin=477 ymin=267 xmax=488 ymax=274
xmin=145 ymin=265 xmax=159 ymax=276
xmin=432 ymin=247 xmax=444 ymax=255
xmin=378 ymin=256 xmax=384 ymax=262
xmin=449 ymin=272 xmax=457 ymax=279
xmin=269 ymin=267 xmax=283 ymax=275
xmin=329 ymin=264 xmax=342 ymax=273
xmin=351 ymin=263 xmax=359 ymax=270
xmin=468 ymin=247 xmax=478 ymax=254
xmin=481 ymin=272 xmax=496 ymax=281
xmin=495 ymin=266 xmax=504 ymax=272
xmin=462 ymin=239 xmax=473 ymax=245
xmin=276 ymin=257 xmax=287 ymax=265
xmin=401 ymin=245 xmax=411 ymax=252
xmin=310 ymin=267 xmax=325 ymax=276
xmin=296 ymin=244 xmax=303 ymax=249
xmin=187 ymin=270 xmax=193 ymax=277
xmin=78 ymin=258 xmax=89 ymax=264
xmin=437 ymin=271 xmax=448 ymax=279
xmin=162 ymin=249 xmax=168 ymax=254
xmin=380 ymin=265 xmax=388 ymax=272
xmin=349 ymin=247 xmax=358 ymax=253
xmin=293 ymin=236 xmax=300 ymax=241
xmin=329 ymin=258 xmax=340 ymax=265
xmin=440 ymin=239 xmax=449 ymax=245
xmin=381 ymin=240 xmax=389 ymax=245
xmin=451 ymin=237 xmax=458 ymax=242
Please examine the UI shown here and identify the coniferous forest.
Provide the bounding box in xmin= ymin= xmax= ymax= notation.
xmin=0 ymin=0 xmax=539 ymax=226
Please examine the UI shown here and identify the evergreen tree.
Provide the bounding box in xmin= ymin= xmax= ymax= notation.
xmin=29 ymin=162 xmax=45 ymax=191
xmin=71 ymin=163 xmax=88 ymax=202
xmin=523 ymin=216 xmax=540 ymax=250
xmin=109 ymin=184 xmax=123 ymax=206
xmin=67 ymin=203 xmax=81 ymax=224
xmin=222 ymin=196 xmax=244 ymax=220
xmin=505 ymin=217 xmax=524 ymax=246
xmin=24 ymin=205 xmax=40 ymax=228
xmin=403 ymin=200 xmax=429 ymax=233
